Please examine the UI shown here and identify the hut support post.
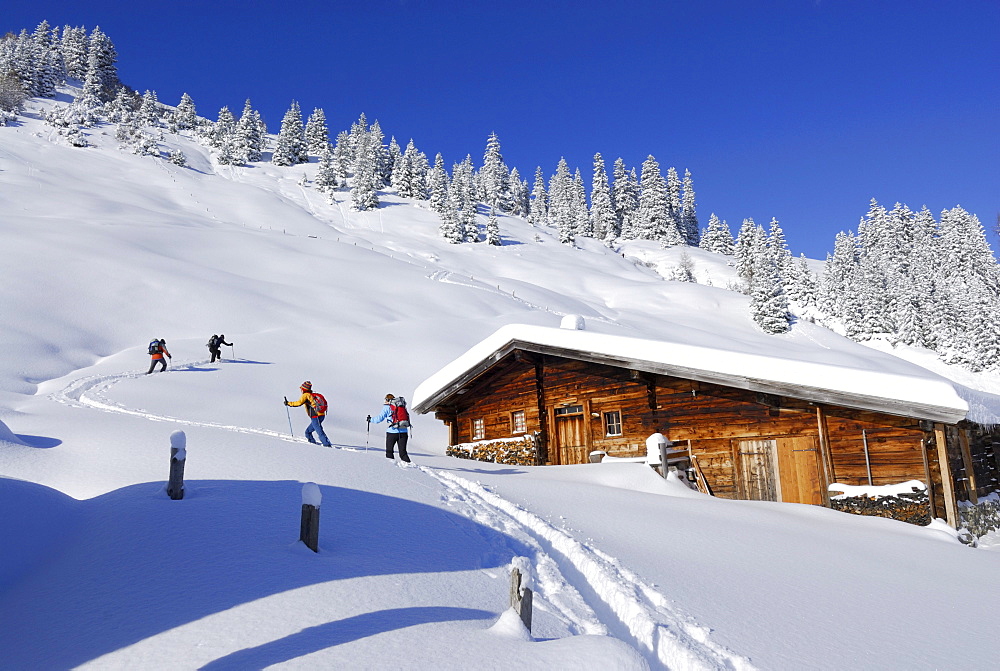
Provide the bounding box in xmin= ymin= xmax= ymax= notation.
xmin=958 ymin=429 xmax=978 ymax=504
xmin=862 ymin=429 xmax=873 ymax=486
xmin=920 ymin=438 xmax=937 ymax=520
xmin=815 ymin=407 xmax=834 ymax=506
xmin=533 ymin=359 xmax=548 ymax=466
xmin=934 ymin=423 xmax=959 ymax=528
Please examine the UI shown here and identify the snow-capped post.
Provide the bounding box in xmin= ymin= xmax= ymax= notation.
xmin=509 ymin=558 xmax=533 ymax=632
xmin=646 ymin=433 xmax=670 ymax=478
xmin=300 ymin=482 xmax=321 ymax=553
xmin=167 ymin=430 xmax=186 ymax=500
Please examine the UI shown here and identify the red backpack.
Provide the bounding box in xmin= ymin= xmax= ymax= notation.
xmin=310 ymin=392 xmax=328 ymax=416
xmin=390 ymin=398 xmax=411 ymax=428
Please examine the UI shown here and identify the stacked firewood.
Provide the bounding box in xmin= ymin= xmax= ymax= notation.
xmin=446 ymin=437 xmax=536 ymax=466
xmin=829 ymin=487 xmax=931 ymax=526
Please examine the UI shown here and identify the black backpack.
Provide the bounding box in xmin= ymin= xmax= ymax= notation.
xmin=207 ymin=335 xmax=219 ymax=349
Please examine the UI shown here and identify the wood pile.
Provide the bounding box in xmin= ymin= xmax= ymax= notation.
xmin=829 ymin=487 xmax=930 ymax=526
xmin=446 ymin=437 xmax=536 ymax=466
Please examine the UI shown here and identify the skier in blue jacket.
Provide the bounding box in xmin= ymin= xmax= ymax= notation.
xmin=368 ymin=393 xmax=411 ymax=462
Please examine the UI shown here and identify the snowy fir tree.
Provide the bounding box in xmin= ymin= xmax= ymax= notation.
xmin=212 ymin=106 xmax=238 ymax=164
xmin=104 ymin=86 xmax=134 ymax=124
xmin=572 ymin=169 xmax=592 ymax=238
xmin=233 ymin=99 xmax=266 ymax=164
xmin=86 ymin=27 xmax=119 ymax=100
xmin=396 ymin=140 xmax=428 ymax=200
xmin=272 ymin=100 xmax=308 ymax=166
xmin=767 ymin=218 xmax=794 ymax=282
xmin=548 ymin=158 xmax=576 ymax=245
xmin=590 ymin=153 xmax=617 ymax=244
xmin=750 ymin=252 xmax=792 ymax=334
xmin=438 ymin=190 xmax=463 ymax=244
xmin=314 ymin=143 xmax=339 ymax=194
xmin=734 ymin=218 xmax=766 ymax=291
xmin=428 ymin=153 xmax=450 ymax=214
xmin=639 ymin=155 xmax=681 ymax=245
xmin=451 ymin=156 xmax=479 ymax=242
xmin=350 ymin=131 xmax=380 ymax=211
xmin=332 ymin=131 xmax=352 ymax=179
xmin=681 ymin=169 xmax=699 ymax=246
xmin=786 ymin=255 xmax=818 ymax=311
xmin=137 ymin=90 xmax=160 ymax=126
xmin=699 ymin=213 xmax=735 ymax=255
xmin=369 ymin=120 xmax=391 ymax=185
xmin=508 ymin=167 xmax=529 ymax=217
xmin=666 ymin=251 xmax=696 ymax=282
xmin=527 ymin=167 xmax=548 ymax=227
xmin=479 ymin=132 xmax=510 ymax=213
xmin=59 ymin=25 xmax=90 ymax=80
xmin=175 ymin=93 xmax=197 ymax=131
xmin=612 ymin=158 xmax=639 ymax=239
xmin=486 ymin=208 xmax=501 ymax=246
xmin=666 ymin=166 xmax=684 ymax=243
xmin=304 ymin=108 xmax=330 ymax=157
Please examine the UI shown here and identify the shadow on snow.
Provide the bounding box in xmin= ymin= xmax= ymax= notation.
xmin=0 ymin=478 xmax=516 ymax=668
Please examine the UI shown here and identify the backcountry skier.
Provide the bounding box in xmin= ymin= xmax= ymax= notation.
xmin=207 ymin=334 xmax=233 ymax=363
xmin=284 ymin=381 xmax=332 ymax=447
xmin=368 ymin=393 xmax=411 ymax=462
xmin=146 ymin=338 xmax=171 ymax=374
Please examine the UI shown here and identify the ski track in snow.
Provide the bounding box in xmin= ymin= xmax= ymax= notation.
xmin=49 ymin=361 xmax=754 ymax=670
xmin=422 ymin=468 xmax=756 ymax=671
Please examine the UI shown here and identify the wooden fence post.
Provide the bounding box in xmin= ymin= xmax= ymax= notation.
xmin=510 ymin=567 xmax=533 ymax=632
xmin=300 ymin=482 xmax=321 ymax=553
xmin=167 ymin=430 xmax=186 ymax=500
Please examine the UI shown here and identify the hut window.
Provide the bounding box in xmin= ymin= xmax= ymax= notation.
xmin=472 ymin=418 xmax=485 ymax=440
xmin=604 ymin=410 xmax=623 ymax=436
xmin=555 ymin=405 xmax=584 ymax=415
xmin=511 ymin=410 xmax=526 ymax=434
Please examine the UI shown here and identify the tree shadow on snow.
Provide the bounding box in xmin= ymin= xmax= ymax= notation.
xmin=200 ymin=606 xmax=493 ymax=670
xmin=0 ymin=480 xmax=519 ymax=669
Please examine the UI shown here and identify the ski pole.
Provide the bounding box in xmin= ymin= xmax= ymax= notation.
xmin=366 ymin=415 xmax=371 ymax=451
xmin=284 ymin=397 xmax=294 ymax=437
xmin=230 ymin=343 xmax=236 ymax=361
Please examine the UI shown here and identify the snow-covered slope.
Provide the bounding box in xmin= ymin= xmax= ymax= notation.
xmin=3 ymin=94 xmax=1000 ymax=669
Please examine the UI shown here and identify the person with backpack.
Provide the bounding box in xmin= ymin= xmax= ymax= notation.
xmin=146 ymin=338 xmax=171 ymax=374
xmin=367 ymin=393 xmax=411 ymax=463
xmin=207 ymin=334 xmax=233 ymax=363
xmin=284 ymin=381 xmax=332 ymax=447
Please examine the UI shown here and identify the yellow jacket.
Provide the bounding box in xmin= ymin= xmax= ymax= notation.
xmin=288 ymin=392 xmax=324 ymax=418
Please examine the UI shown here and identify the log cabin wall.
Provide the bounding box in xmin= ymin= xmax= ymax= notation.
xmin=433 ymin=351 xmax=953 ymax=508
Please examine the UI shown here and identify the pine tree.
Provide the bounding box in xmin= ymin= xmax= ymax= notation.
xmin=428 ymin=153 xmax=450 ymax=214
xmin=479 ymin=132 xmax=509 ymax=213
xmin=666 ymin=166 xmax=684 ymax=243
xmin=137 ymin=90 xmax=160 ymax=126
xmin=369 ymin=120 xmax=390 ymax=185
xmin=527 ymin=166 xmax=548 ymax=227
xmin=87 ymin=26 xmax=119 ymax=100
xmin=212 ymin=106 xmax=238 ymax=164
xmin=507 ymin=167 xmax=527 ymax=217
xmin=304 ymin=107 xmax=330 ymax=157
xmin=486 ymin=208 xmax=501 ymax=245
xmin=350 ymin=131 xmax=379 ymax=211
xmin=612 ymin=159 xmax=639 ymax=239
xmin=175 ymin=93 xmax=197 ymax=130
xmin=734 ymin=218 xmax=765 ymax=289
xmin=590 ymin=153 xmax=617 ymax=244
xmin=639 ymin=156 xmax=681 ymax=244
xmin=60 ymin=25 xmax=89 ymax=80
xmin=272 ymin=100 xmax=307 ymax=166
xmin=105 ymin=86 xmax=134 ymax=124
xmin=750 ymin=251 xmax=792 ymax=334
xmin=314 ymin=143 xmax=339 ymax=193
xmin=699 ymin=213 xmax=735 ymax=255
xmin=549 ymin=158 xmax=575 ymax=244
xmin=573 ymin=169 xmax=592 ymax=237
xmin=333 ymin=131 xmax=352 ymax=179
xmin=681 ymin=169 xmax=699 ymax=245
xmin=233 ymin=99 xmax=264 ymax=163
xmin=439 ymin=190 xmax=464 ymax=243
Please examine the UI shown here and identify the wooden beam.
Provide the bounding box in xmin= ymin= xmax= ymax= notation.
xmin=958 ymin=429 xmax=978 ymax=504
xmin=920 ymin=437 xmax=937 ymax=519
xmin=934 ymin=423 xmax=959 ymax=528
xmin=815 ymin=406 xmax=834 ymax=507
xmin=533 ymin=358 xmax=549 ymax=465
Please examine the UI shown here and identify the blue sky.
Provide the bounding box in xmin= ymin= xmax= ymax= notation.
xmin=6 ymin=1 xmax=998 ymax=259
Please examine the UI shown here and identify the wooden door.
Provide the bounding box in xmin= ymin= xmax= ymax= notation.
xmin=555 ymin=405 xmax=587 ymax=465
xmin=776 ymin=436 xmax=824 ymax=505
xmin=738 ymin=439 xmax=778 ymax=501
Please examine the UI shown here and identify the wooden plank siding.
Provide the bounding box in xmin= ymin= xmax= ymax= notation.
xmin=430 ymin=350 xmax=1000 ymax=518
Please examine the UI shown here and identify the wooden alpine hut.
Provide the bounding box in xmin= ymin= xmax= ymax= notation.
xmin=412 ymin=322 xmax=1000 ymax=529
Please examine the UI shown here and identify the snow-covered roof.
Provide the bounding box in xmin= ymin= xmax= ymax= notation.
xmin=412 ymin=324 xmax=969 ymax=424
